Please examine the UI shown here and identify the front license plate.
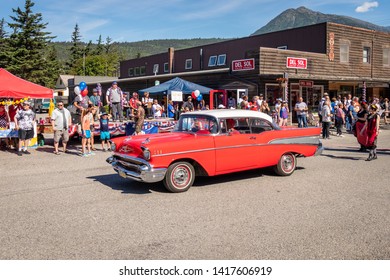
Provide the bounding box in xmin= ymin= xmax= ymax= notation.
xmin=118 ymin=170 xmax=127 ymax=178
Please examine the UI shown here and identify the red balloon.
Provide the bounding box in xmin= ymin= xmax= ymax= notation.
xmin=81 ymin=88 xmax=88 ymax=97
xmin=191 ymin=92 xmax=196 ymax=99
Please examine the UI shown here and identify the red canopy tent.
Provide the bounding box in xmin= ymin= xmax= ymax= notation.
xmin=0 ymin=68 xmax=53 ymax=99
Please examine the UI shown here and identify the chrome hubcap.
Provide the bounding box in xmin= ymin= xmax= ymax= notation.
xmin=173 ymin=166 xmax=190 ymax=188
xmin=282 ymin=155 xmax=294 ymax=172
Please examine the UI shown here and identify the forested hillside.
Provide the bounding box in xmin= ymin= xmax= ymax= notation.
xmin=51 ymin=38 xmax=229 ymax=63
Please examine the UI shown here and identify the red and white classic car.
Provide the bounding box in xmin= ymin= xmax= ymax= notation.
xmin=107 ymin=109 xmax=322 ymax=192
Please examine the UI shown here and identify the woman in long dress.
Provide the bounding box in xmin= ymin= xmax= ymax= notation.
xmin=360 ymin=104 xmax=380 ymax=161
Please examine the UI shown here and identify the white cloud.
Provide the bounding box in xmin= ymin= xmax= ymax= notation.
xmin=355 ymin=1 xmax=379 ymax=13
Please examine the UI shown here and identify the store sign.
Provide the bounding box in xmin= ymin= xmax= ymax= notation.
xmin=170 ymin=90 xmax=183 ymax=101
xmin=299 ymin=80 xmax=313 ymax=87
xmin=231 ymin=58 xmax=255 ymax=71
xmin=286 ymin=57 xmax=307 ymax=69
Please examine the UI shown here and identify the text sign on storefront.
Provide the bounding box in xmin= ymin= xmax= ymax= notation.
xmin=231 ymin=58 xmax=255 ymax=71
xmin=286 ymin=57 xmax=307 ymax=69
xmin=299 ymin=80 xmax=313 ymax=87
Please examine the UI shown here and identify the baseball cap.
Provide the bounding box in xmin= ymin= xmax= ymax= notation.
xmin=112 ymin=81 xmax=117 ymax=85
xmin=23 ymin=100 xmax=31 ymax=106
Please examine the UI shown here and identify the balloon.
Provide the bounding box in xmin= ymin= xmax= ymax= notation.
xmin=197 ymin=94 xmax=203 ymax=101
xmin=81 ymin=87 xmax=88 ymax=97
xmin=194 ymin=90 xmax=200 ymax=97
xmin=74 ymin=86 xmax=81 ymax=95
xmin=79 ymin=81 xmax=87 ymax=91
xmin=191 ymin=92 xmax=196 ymax=99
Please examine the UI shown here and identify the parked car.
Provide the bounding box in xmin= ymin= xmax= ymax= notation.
xmin=34 ymin=98 xmax=55 ymax=113
xmin=107 ymin=109 xmax=323 ymax=192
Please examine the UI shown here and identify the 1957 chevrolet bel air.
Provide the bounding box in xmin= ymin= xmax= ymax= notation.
xmin=107 ymin=109 xmax=322 ymax=192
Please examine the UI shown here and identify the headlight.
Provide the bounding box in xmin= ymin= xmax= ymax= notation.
xmin=141 ymin=147 xmax=151 ymax=160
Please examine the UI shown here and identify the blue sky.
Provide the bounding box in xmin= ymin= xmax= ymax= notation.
xmin=1 ymin=0 xmax=389 ymax=42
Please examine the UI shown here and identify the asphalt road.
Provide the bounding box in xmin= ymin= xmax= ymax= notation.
xmin=0 ymin=127 xmax=389 ymax=260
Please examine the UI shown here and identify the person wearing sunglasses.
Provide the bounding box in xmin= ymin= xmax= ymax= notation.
xmin=51 ymin=101 xmax=72 ymax=155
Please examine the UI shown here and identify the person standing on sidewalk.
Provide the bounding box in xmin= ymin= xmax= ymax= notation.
xmin=321 ymin=99 xmax=332 ymax=139
xmin=106 ymin=81 xmax=123 ymax=122
xmin=335 ymin=103 xmax=345 ymax=137
xmin=294 ymin=96 xmax=308 ymax=128
xmin=51 ymin=101 xmax=72 ymax=155
xmin=14 ymin=101 xmax=35 ymax=156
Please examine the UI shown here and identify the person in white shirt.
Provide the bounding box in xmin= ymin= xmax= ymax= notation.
xmin=152 ymin=99 xmax=162 ymax=118
xmin=51 ymin=101 xmax=72 ymax=154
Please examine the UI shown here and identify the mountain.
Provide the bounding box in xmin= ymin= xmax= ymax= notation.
xmin=251 ymin=6 xmax=390 ymax=36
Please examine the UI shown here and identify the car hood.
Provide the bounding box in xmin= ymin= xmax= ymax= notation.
xmin=113 ymin=132 xmax=197 ymax=157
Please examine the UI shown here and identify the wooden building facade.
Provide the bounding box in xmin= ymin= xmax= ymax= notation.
xmin=94 ymin=22 xmax=390 ymax=113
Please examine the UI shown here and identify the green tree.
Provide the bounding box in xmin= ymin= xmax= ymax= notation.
xmin=0 ymin=18 xmax=9 ymax=68
xmin=5 ymin=0 xmax=56 ymax=86
xmin=67 ymin=23 xmax=83 ymax=73
xmin=94 ymin=35 xmax=104 ymax=55
xmin=42 ymin=45 xmax=61 ymax=88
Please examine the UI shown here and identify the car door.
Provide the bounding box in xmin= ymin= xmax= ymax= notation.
xmin=214 ymin=118 xmax=258 ymax=174
xmin=249 ymin=117 xmax=279 ymax=167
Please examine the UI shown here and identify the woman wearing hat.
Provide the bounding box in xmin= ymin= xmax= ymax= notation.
xmin=14 ymin=101 xmax=35 ymax=156
xmin=360 ymin=104 xmax=380 ymax=161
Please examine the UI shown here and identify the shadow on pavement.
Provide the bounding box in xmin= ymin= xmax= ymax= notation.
xmin=87 ymin=173 xmax=167 ymax=194
xmin=322 ymin=146 xmax=390 ymax=160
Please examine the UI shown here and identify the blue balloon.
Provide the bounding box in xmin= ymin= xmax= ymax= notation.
xmin=79 ymin=81 xmax=87 ymax=91
xmin=197 ymin=94 xmax=203 ymax=101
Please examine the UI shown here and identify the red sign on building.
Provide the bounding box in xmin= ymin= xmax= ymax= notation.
xmin=231 ymin=58 xmax=255 ymax=71
xmin=299 ymin=80 xmax=313 ymax=87
xmin=286 ymin=57 xmax=307 ymax=69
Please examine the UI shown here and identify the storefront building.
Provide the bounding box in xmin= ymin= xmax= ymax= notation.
xmin=95 ymin=22 xmax=390 ymax=113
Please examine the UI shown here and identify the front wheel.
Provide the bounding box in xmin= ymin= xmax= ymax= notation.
xmin=163 ymin=161 xmax=195 ymax=193
xmin=273 ymin=153 xmax=296 ymax=176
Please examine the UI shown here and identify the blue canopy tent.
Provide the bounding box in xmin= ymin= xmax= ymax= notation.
xmin=138 ymin=77 xmax=212 ymax=95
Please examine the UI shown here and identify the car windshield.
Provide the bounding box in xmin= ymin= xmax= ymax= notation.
xmin=174 ymin=115 xmax=218 ymax=134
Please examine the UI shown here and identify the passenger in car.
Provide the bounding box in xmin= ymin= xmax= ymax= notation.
xmin=191 ymin=119 xmax=203 ymax=132
xmin=226 ymin=119 xmax=240 ymax=134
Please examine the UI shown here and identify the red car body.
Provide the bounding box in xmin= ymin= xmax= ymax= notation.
xmin=107 ymin=109 xmax=322 ymax=192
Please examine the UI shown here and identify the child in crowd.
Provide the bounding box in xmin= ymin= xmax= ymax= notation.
xmin=279 ymin=101 xmax=289 ymax=126
xmin=99 ymin=112 xmax=111 ymax=152
xmin=90 ymin=107 xmax=97 ymax=151
xmin=81 ymin=107 xmax=94 ymax=157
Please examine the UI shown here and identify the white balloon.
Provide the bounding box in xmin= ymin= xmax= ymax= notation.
xmin=74 ymin=86 xmax=81 ymax=95
xmin=194 ymin=89 xmax=200 ymax=97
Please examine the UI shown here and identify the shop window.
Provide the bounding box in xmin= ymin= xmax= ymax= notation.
xmin=134 ymin=67 xmax=140 ymax=76
xmin=185 ymin=59 xmax=192 ymax=70
xmin=128 ymin=68 xmax=134 ymax=77
xmin=208 ymin=55 xmax=217 ymax=67
xmin=164 ymin=63 xmax=169 ymax=73
xmin=383 ymin=48 xmax=390 ymax=66
xmin=217 ymin=54 xmax=226 ymax=66
xmin=340 ymin=41 xmax=349 ymax=63
xmin=140 ymin=66 xmax=146 ymax=75
xmin=363 ymin=47 xmax=371 ymax=64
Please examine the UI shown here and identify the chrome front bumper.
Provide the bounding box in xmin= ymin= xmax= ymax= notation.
xmin=106 ymin=155 xmax=167 ymax=183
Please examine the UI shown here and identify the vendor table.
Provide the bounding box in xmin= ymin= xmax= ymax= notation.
xmin=0 ymin=129 xmax=18 ymax=138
